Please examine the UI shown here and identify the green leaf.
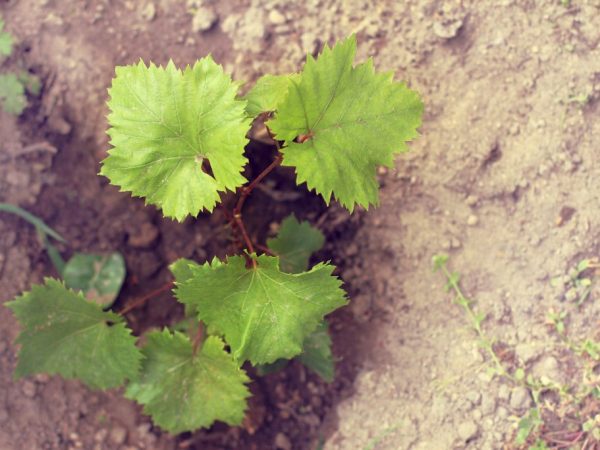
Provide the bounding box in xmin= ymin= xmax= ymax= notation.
xmin=126 ymin=331 xmax=250 ymax=433
xmin=580 ymin=339 xmax=600 ymax=360
xmin=63 ymin=252 xmax=126 ymax=307
xmin=19 ymin=72 xmax=41 ymax=96
xmin=514 ymin=368 xmax=525 ymax=381
xmin=298 ymin=320 xmax=335 ymax=382
xmin=6 ymin=278 xmax=141 ymax=389
xmin=255 ymin=358 xmax=288 ymax=376
xmin=516 ymin=408 xmax=542 ymax=445
xmin=268 ymin=35 xmax=423 ymax=211
xmin=174 ymin=254 xmax=347 ymax=364
xmin=0 ymin=18 xmax=12 ymax=56
xmin=244 ymin=73 xmax=299 ymax=118
xmin=432 ymin=253 xmax=449 ymax=271
xmin=100 ymin=58 xmax=251 ymax=221
xmin=528 ymin=440 xmax=549 ymax=450
xmin=267 ymin=215 xmax=324 ymax=273
xmin=577 ymin=259 xmax=590 ymax=272
xmin=0 ymin=33 xmax=12 ymax=57
xmin=0 ymin=73 xmax=26 ymax=115
xmin=255 ymin=321 xmax=334 ymax=381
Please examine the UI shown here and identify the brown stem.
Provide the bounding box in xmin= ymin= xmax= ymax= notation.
xmin=233 ymin=213 xmax=257 ymax=268
xmin=230 ymin=127 xmax=283 ymax=261
xmin=235 ymin=152 xmax=283 ymax=213
xmin=192 ymin=322 xmax=204 ymax=355
xmin=118 ymin=281 xmax=174 ymax=315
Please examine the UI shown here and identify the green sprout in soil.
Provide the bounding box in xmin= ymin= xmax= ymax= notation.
xmin=5 ymin=35 xmax=423 ymax=433
xmin=434 ymin=254 xmax=600 ymax=450
xmin=0 ymin=16 xmax=41 ymax=115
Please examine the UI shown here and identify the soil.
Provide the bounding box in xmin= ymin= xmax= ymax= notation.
xmin=1 ymin=1 xmax=600 ymax=450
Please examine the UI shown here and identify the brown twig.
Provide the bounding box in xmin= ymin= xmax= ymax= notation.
xmin=229 ymin=126 xmax=283 ymax=265
xmin=234 ymin=152 xmax=283 ymax=213
xmin=192 ymin=322 xmax=204 ymax=355
xmin=118 ymin=281 xmax=174 ymax=315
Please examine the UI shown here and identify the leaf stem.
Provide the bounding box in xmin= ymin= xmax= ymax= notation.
xmin=118 ymin=281 xmax=173 ymax=315
xmin=234 ymin=151 xmax=283 ymax=213
xmin=230 ymin=127 xmax=283 ymax=263
xmin=192 ymin=322 xmax=204 ymax=355
xmin=233 ymin=213 xmax=257 ymax=268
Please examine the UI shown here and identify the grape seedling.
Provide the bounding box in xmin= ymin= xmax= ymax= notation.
xmin=7 ymin=35 xmax=423 ymax=433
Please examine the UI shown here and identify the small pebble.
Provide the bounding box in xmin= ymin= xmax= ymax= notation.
xmin=109 ymin=426 xmax=127 ymax=445
xmin=457 ymin=420 xmax=478 ymax=441
xmin=268 ymin=10 xmax=286 ymax=25
xmin=128 ymin=222 xmax=159 ymax=249
xmin=497 ymin=384 xmax=510 ymax=401
xmin=467 ymin=215 xmax=479 ymax=226
xmin=22 ymin=380 xmax=36 ymax=398
xmin=274 ymin=432 xmax=292 ymax=450
xmin=466 ymin=195 xmax=479 ymax=206
xmin=433 ymin=18 xmax=464 ymax=39
xmin=192 ymin=8 xmax=218 ymax=32
xmin=94 ymin=429 xmax=108 ymax=443
xmin=466 ymin=391 xmax=481 ymax=405
xmin=140 ymin=2 xmax=156 ymax=21
xmin=509 ymin=386 xmax=532 ymax=411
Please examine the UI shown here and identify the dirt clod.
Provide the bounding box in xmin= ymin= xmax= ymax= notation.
xmin=457 ymin=420 xmax=478 ymax=442
xmin=274 ymin=432 xmax=292 ymax=450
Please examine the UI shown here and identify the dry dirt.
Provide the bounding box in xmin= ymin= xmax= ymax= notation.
xmin=1 ymin=0 xmax=600 ymax=449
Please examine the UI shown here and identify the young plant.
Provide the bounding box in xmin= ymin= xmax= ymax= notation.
xmin=0 ymin=16 xmax=41 ymax=115
xmin=435 ymin=254 xmax=600 ymax=449
xmin=7 ymin=35 xmax=423 ymax=433
xmin=0 ymin=203 xmax=126 ymax=306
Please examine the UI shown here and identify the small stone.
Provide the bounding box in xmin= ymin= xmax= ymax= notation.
xmin=48 ymin=115 xmax=72 ymax=135
xmin=467 ymin=215 xmax=479 ymax=226
xmin=532 ymin=356 xmax=563 ymax=383
xmin=22 ymin=380 xmax=36 ymax=398
xmin=497 ymin=384 xmax=510 ymax=400
xmin=34 ymin=373 xmax=50 ymax=383
xmin=466 ymin=391 xmax=481 ymax=405
xmin=457 ymin=420 xmax=478 ymax=441
xmin=192 ymin=8 xmax=218 ymax=32
xmin=466 ymin=195 xmax=479 ymax=206
xmin=274 ymin=432 xmax=292 ymax=450
xmin=140 ymin=2 xmax=156 ymax=21
xmin=301 ymin=32 xmax=317 ymax=53
xmin=128 ymin=222 xmax=159 ymax=249
xmin=496 ymin=406 xmax=508 ymax=420
xmin=433 ymin=18 xmax=464 ymax=39
xmin=509 ymin=387 xmax=532 ymax=411
xmin=94 ymin=429 xmax=108 ymax=443
xmin=268 ymin=10 xmax=286 ymax=25
xmin=109 ymin=426 xmax=127 ymax=445
xmin=515 ymin=342 xmax=537 ymax=363
xmin=451 ymin=237 xmax=462 ymax=249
